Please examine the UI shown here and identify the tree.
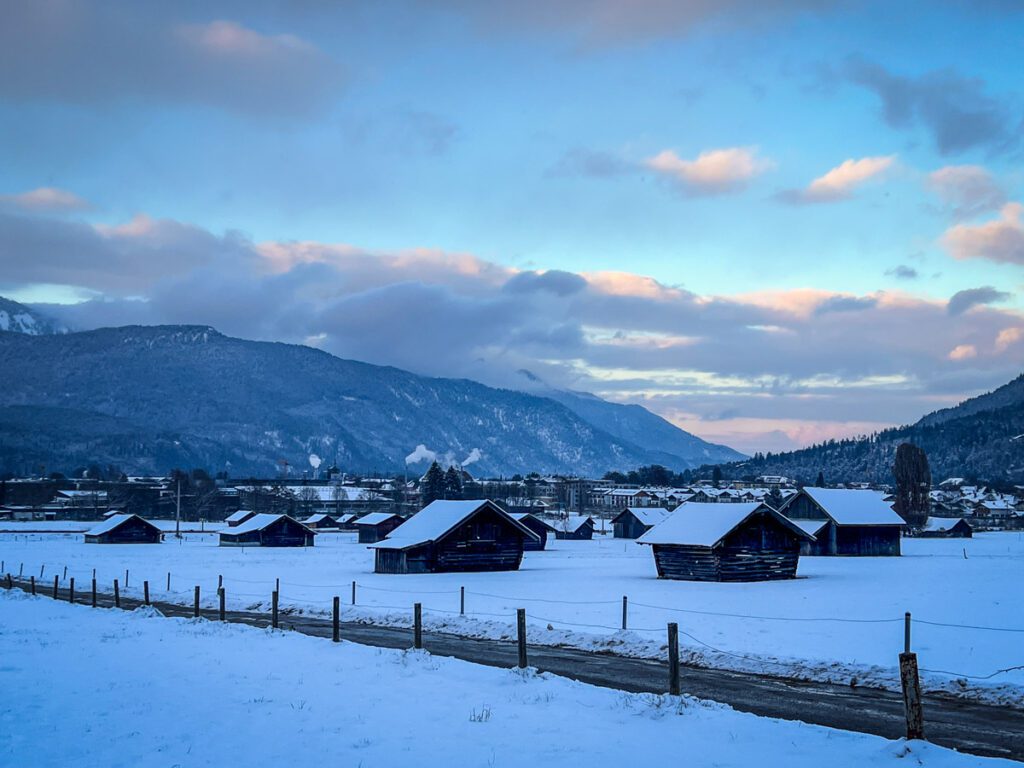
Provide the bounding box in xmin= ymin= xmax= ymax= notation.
xmin=443 ymin=466 xmax=464 ymax=500
xmin=815 ymin=471 xmax=825 ymax=488
xmin=765 ymin=487 xmax=784 ymax=510
xmin=712 ymin=466 xmax=722 ymax=488
xmin=421 ymin=461 xmax=446 ymax=507
xmin=893 ymin=443 xmax=931 ymax=527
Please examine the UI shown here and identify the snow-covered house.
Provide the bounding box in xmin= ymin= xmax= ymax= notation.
xmin=370 ymin=500 xmax=538 ymax=574
xmin=302 ymin=513 xmax=340 ymax=530
xmin=225 ymin=509 xmax=256 ymax=527
xmin=218 ymin=514 xmax=315 ymax=548
xmin=919 ymin=517 xmax=973 ymax=538
xmin=354 ymin=512 xmax=404 ymax=544
xmin=551 ymin=515 xmax=595 ymax=540
xmin=509 ymin=512 xmax=556 ymax=551
xmin=611 ymin=507 xmax=670 ymax=539
xmin=637 ymin=502 xmax=813 ymax=581
xmin=84 ymin=514 xmax=162 ymax=545
xmin=781 ymin=487 xmax=904 ymax=556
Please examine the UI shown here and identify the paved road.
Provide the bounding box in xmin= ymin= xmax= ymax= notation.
xmin=6 ymin=578 xmax=1023 ymax=762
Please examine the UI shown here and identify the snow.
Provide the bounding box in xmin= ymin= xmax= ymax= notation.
xmin=798 ymin=488 xmax=906 ymax=526
xmin=550 ymin=515 xmax=591 ymax=533
xmin=224 ymin=509 xmax=254 ymax=524
xmin=82 ymin=513 xmax=148 ymax=537
xmin=923 ymin=517 xmax=969 ymax=533
xmin=791 ymin=518 xmax=830 ymax=537
xmin=354 ymin=512 xmax=401 ymax=526
xmin=617 ymin=506 xmax=670 ymax=527
xmin=1 ymin=528 xmax=1022 ymax=706
xmin=370 ymin=500 xmax=537 ymax=550
xmin=0 ymin=592 xmax=1011 ymax=768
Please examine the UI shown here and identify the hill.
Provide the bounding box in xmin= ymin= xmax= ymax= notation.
xmin=0 ymin=324 xmax=740 ymax=477
xmin=0 ymin=297 xmax=65 ymax=335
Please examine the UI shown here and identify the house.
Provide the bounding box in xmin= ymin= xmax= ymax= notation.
xmin=218 ymin=514 xmax=315 ymax=547
xmin=336 ymin=513 xmax=361 ymax=530
xmin=612 ymin=507 xmax=670 ymax=539
xmin=552 ymin=515 xmax=595 ymax=540
xmin=354 ymin=512 xmax=404 ymax=544
xmin=637 ymin=502 xmax=812 ymax=582
xmin=302 ymin=513 xmax=340 ymax=529
xmin=370 ymin=500 xmax=539 ymax=574
xmin=781 ymin=487 xmax=904 ymax=556
xmin=509 ymin=512 xmax=557 ymax=551
xmin=919 ymin=517 xmax=973 ymax=538
xmin=225 ymin=509 xmax=256 ymax=527
xmin=84 ymin=514 xmax=162 ymax=545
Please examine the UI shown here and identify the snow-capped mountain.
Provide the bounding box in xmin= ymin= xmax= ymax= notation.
xmin=0 ymin=297 xmax=65 ymax=335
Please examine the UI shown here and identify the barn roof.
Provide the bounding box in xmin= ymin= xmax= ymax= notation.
xmin=303 ymin=513 xmax=337 ymax=525
xmin=550 ymin=515 xmax=593 ymax=533
xmin=510 ymin=512 xmax=557 ymax=531
xmin=797 ymin=488 xmax=905 ymax=526
xmin=370 ymin=500 xmax=538 ymax=550
xmin=353 ymin=512 xmax=401 ymax=527
xmin=637 ymin=502 xmax=812 ymax=548
xmin=84 ymin=514 xmax=158 ymax=537
xmin=220 ymin=513 xmax=313 ymax=537
xmin=225 ymin=509 xmax=255 ymax=523
xmin=923 ymin=516 xmax=971 ymax=532
xmin=613 ymin=507 xmax=669 ymax=527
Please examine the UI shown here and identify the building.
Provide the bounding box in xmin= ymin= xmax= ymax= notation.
xmin=781 ymin=487 xmax=904 ymax=556
xmin=611 ymin=507 xmax=670 ymax=539
xmin=302 ymin=513 xmax=340 ymax=529
xmin=84 ymin=514 xmax=162 ymax=545
xmin=919 ymin=517 xmax=973 ymax=538
xmin=354 ymin=512 xmax=404 ymax=544
xmin=225 ymin=509 xmax=256 ymax=527
xmin=637 ymin=502 xmax=813 ymax=582
xmin=218 ymin=514 xmax=315 ymax=547
xmin=370 ymin=499 xmax=539 ymax=574
xmin=552 ymin=515 xmax=595 ymax=540
xmin=509 ymin=512 xmax=556 ymax=551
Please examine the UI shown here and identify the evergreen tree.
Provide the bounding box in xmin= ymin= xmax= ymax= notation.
xmin=765 ymin=487 xmax=784 ymax=510
xmin=443 ymin=465 xmax=464 ymax=500
xmin=421 ymin=461 xmax=446 ymax=507
xmin=815 ymin=471 xmax=825 ymax=487
xmin=893 ymin=443 xmax=931 ymax=527
xmin=712 ymin=465 xmax=722 ymax=488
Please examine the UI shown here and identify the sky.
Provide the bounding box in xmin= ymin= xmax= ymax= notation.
xmin=1 ymin=0 xmax=1024 ymax=456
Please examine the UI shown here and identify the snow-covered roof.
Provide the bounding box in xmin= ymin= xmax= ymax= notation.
xmin=798 ymin=488 xmax=905 ymax=526
xmin=614 ymin=507 xmax=669 ymax=527
xmin=303 ymin=513 xmax=337 ymax=524
xmin=550 ymin=515 xmax=593 ymax=533
xmin=84 ymin=514 xmax=156 ymax=537
xmin=370 ymin=500 xmax=537 ymax=550
xmin=225 ymin=509 xmax=255 ymax=523
xmin=923 ymin=517 xmax=971 ymax=532
xmin=637 ymin=502 xmax=811 ymax=547
xmin=219 ymin=513 xmax=313 ymax=537
xmin=789 ymin=518 xmax=829 ymax=537
xmin=353 ymin=512 xmax=401 ymax=527
xmin=510 ymin=512 xmax=557 ymax=531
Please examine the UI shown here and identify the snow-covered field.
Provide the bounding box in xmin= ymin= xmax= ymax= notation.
xmin=0 ymin=591 xmax=1012 ymax=768
xmin=1 ymin=526 xmax=1021 ymax=706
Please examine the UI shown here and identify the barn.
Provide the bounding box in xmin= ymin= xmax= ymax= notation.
xmin=336 ymin=513 xmax=361 ymax=530
xmin=84 ymin=514 xmax=162 ymax=544
xmin=354 ymin=512 xmax=404 ymax=543
xmin=636 ymin=502 xmax=813 ymax=582
xmin=509 ymin=512 xmax=556 ymax=551
xmin=612 ymin=507 xmax=669 ymax=539
xmin=552 ymin=515 xmax=595 ymax=540
xmin=218 ymin=514 xmax=316 ymax=547
xmin=919 ymin=517 xmax=973 ymax=538
xmin=370 ymin=499 xmax=539 ymax=574
xmin=225 ymin=509 xmax=256 ymax=527
xmin=302 ymin=513 xmax=340 ymax=530
xmin=781 ymin=487 xmax=904 ymax=556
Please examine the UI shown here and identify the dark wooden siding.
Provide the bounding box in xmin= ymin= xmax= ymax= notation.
xmin=919 ymin=520 xmax=972 ymax=538
xmin=358 ymin=517 xmax=402 ymax=543
xmin=518 ymin=517 xmax=549 ymax=551
xmin=613 ymin=513 xmax=650 ymax=539
xmin=219 ymin=518 xmax=314 ymax=547
xmin=836 ymin=525 xmax=901 ymax=556
xmin=554 ymin=521 xmax=594 ymax=540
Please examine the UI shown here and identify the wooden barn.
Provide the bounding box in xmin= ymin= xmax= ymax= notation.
xmin=781 ymin=487 xmax=904 ymax=556
xmin=225 ymin=509 xmax=256 ymax=527
xmin=919 ymin=517 xmax=973 ymax=538
xmin=612 ymin=507 xmax=669 ymax=539
xmin=637 ymin=502 xmax=813 ymax=582
xmin=84 ymin=514 xmax=162 ymax=544
xmin=370 ymin=499 xmax=539 ymax=574
xmin=302 ymin=513 xmax=340 ymax=530
xmin=336 ymin=513 xmax=361 ymax=531
xmin=552 ymin=515 xmax=595 ymax=540
xmin=509 ymin=512 xmax=556 ymax=551
xmin=354 ymin=512 xmax=404 ymax=544
xmin=218 ymin=514 xmax=315 ymax=547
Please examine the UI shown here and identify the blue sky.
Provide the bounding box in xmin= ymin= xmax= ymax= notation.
xmin=2 ymin=1 xmax=1023 ymax=455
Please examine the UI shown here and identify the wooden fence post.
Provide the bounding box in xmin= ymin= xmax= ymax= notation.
xmin=622 ymin=596 xmax=628 ymax=630
xmin=414 ymin=603 xmax=423 ymax=649
xmin=333 ymin=596 xmax=340 ymax=643
xmin=668 ymin=623 xmax=680 ymax=695
xmin=272 ymin=590 xmax=279 ymax=629
xmin=460 ymin=586 xmax=465 ymax=616
xmin=219 ymin=588 xmax=226 ymax=621
xmin=124 ymin=569 xmax=129 ymax=589
xmin=52 ymin=575 xmax=59 ymax=599
xmin=62 ymin=565 xmax=67 ymax=581
xmin=30 ymin=575 xmax=36 ymax=595
xmin=900 ymin=612 xmax=925 ymax=740
xmin=144 ymin=580 xmax=150 ymax=606
xmin=218 ymin=574 xmax=223 ymax=591
xmin=351 ymin=580 xmax=356 ymax=606
xmin=18 ymin=563 xmax=23 ymax=577
xmin=40 ymin=564 xmax=45 ymax=579
xmin=4 ymin=573 xmax=11 ymax=589
xmin=92 ymin=578 xmax=97 ymax=607
xmin=517 ymin=609 xmax=528 ymax=669
xmin=194 ymin=586 xmax=200 ymax=618
xmin=114 ymin=579 xmax=120 ymax=608
xmin=68 ymin=577 xmax=75 ymax=604
xmin=166 ymin=572 xmax=171 ymax=592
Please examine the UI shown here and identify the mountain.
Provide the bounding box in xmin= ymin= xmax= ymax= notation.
xmin=709 ymin=374 xmax=1024 ymax=485
xmin=515 ymin=370 xmax=743 ymax=466
xmin=0 ymin=325 xmax=741 ymax=477
xmin=0 ymin=297 xmax=65 ymax=335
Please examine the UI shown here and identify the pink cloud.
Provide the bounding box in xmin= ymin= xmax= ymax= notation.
xmin=0 ymin=187 xmax=90 ymax=212
xmin=645 ymin=147 xmax=773 ymax=195
xmin=943 ymin=202 xmax=1024 ymax=265
xmin=778 ymin=155 xmax=895 ymax=204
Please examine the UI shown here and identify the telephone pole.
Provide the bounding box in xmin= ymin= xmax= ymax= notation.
xmin=175 ymin=477 xmax=182 ymax=539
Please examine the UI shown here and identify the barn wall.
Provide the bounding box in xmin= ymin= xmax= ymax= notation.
xmin=261 ymin=518 xmax=315 ymax=547
xmin=836 ymin=525 xmax=901 ymax=556
xmin=520 ymin=520 xmax=548 ymax=551
xmin=613 ymin=515 xmax=648 ymax=539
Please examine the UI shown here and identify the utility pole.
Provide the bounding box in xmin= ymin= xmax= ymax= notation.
xmin=175 ymin=477 xmax=182 ymax=539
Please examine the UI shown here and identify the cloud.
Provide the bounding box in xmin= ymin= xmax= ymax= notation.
xmin=0 ymin=6 xmax=344 ymax=116
xmin=943 ymin=203 xmax=1024 ymax=265
xmin=645 ymin=147 xmax=773 ymax=196
xmin=927 ymin=165 xmax=1006 ymax=219
xmin=948 ymin=344 xmax=977 ymax=361
xmin=844 ymin=57 xmax=1018 ymax=155
xmin=504 ymin=270 xmax=588 ymax=296
xmin=947 ymin=286 xmax=1011 ymax=316
xmin=813 ymin=295 xmax=879 ymax=315
xmin=777 ymin=155 xmax=895 ymax=204
xmin=0 ymin=187 xmax=91 ymax=213
xmin=995 ymin=327 xmax=1024 ymax=352
xmin=886 ymin=265 xmax=919 ymax=280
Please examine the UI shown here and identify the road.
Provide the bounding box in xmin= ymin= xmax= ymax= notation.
xmin=5 ymin=577 xmax=1023 ymax=762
